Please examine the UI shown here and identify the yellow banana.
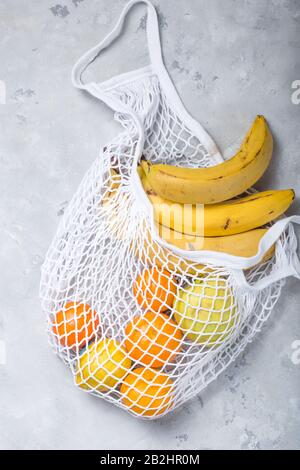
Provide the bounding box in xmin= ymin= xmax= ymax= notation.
xmin=135 ymin=225 xmax=275 ymax=276
xmin=157 ymin=225 xmax=274 ymax=259
xmin=140 ymin=174 xmax=295 ymax=236
xmin=140 ymin=115 xmax=273 ymax=204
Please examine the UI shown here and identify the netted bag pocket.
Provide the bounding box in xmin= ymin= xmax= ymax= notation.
xmin=40 ymin=158 xmax=297 ymax=420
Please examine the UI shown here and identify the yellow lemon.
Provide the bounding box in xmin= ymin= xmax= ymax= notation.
xmin=174 ymin=278 xmax=238 ymax=347
xmin=75 ymin=337 xmax=131 ymax=392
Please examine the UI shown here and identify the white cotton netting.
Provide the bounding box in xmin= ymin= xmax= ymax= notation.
xmin=40 ymin=74 xmax=298 ymax=419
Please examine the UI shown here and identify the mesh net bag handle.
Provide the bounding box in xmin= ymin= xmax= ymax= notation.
xmin=72 ymin=0 xmax=163 ymax=88
xmin=41 ymin=0 xmax=300 ymax=420
xmin=71 ymin=0 xmax=223 ymax=163
xmin=71 ymin=0 xmax=165 ymax=126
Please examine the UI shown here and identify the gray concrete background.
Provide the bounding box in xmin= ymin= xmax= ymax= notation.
xmin=0 ymin=0 xmax=299 ymax=450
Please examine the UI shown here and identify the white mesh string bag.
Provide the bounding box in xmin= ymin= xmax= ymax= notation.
xmin=40 ymin=0 xmax=300 ymax=419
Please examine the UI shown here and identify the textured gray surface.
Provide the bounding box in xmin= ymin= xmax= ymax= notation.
xmin=0 ymin=0 xmax=300 ymax=450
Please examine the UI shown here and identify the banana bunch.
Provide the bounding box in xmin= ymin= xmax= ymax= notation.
xmin=139 ymin=115 xmax=295 ymax=267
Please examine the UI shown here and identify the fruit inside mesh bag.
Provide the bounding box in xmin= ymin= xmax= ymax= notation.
xmin=173 ymin=277 xmax=239 ymax=348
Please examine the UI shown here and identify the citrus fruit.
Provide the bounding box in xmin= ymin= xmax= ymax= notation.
xmin=173 ymin=278 xmax=238 ymax=347
xmin=52 ymin=302 xmax=99 ymax=350
xmin=133 ymin=266 xmax=177 ymax=312
xmin=125 ymin=311 xmax=182 ymax=368
xmin=75 ymin=337 xmax=131 ymax=392
xmin=120 ymin=367 xmax=174 ymax=417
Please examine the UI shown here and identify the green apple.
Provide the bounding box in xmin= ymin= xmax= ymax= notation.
xmin=173 ymin=278 xmax=238 ymax=347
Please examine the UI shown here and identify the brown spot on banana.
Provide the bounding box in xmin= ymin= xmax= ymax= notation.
xmin=223 ymin=219 xmax=231 ymax=230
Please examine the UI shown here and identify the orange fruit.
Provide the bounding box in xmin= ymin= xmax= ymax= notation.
xmin=124 ymin=310 xmax=182 ymax=368
xmin=133 ymin=267 xmax=177 ymax=312
xmin=52 ymin=302 xmax=99 ymax=350
xmin=120 ymin=367 xmax=174 ymax=417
